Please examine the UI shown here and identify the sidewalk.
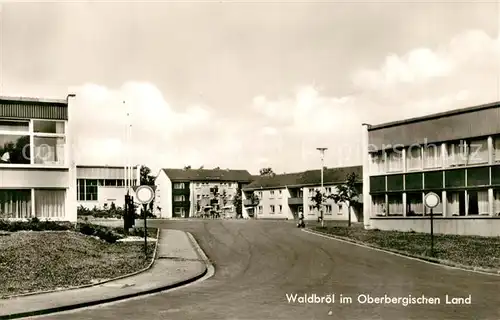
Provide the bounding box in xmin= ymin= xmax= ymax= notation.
xmin=0 ymin=229 xmax=208 ymax=319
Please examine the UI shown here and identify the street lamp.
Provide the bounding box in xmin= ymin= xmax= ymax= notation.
xmin=317 ymin=147 xmax=328 ymax=227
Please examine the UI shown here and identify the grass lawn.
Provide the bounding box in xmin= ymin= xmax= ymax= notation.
xmin=0 ymin=231 xmax=156 ymax=298
xmin=312 ymin=224 xmax=500 ymax=270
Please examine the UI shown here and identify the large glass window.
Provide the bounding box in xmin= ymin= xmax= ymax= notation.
xmin=467 ymin=190 xmax=488 ymax=215
xmin=423 ymin=143 xmax=441 ymax=169
xmin=493 ymin=189 xmax=500 ymax=216
xmin=447 ymin=191 xmax=466 ymax=216
xmin=77 ymin=179 xmax=85 ymax=201
xmin=0 ymin=120 xmax=66 ymax=166
xmin=85 ymin=180 xmax=98 ymax=201
xmin=386 ymin=149 xmax=403 ymax=173
xmin=406 ymin=146 xmax=422 ymax=171
xmin=446 ymin=141 xmax=467 ymax=167
xmin=423 ymin=191 xmax=443 ymax=216
xmin=406 ymin=192 xmax=423 ymax=216
xmin=0 ymin=120 xmax=30 ymax=164
xmin=371 ymin=194 xmax=386 ymax=216
xmin=174 ymin=195 xmax=185 ymax=202
xmin=388 ymin=194 xmax=403 ymax=216
xmin=35 ymin=189 xmax=65 ymax=218
xmin=494 ymin=137 xmax=500 ymax=163
xmin=467 ymin=139 xmax=488 ymax=165
xmin=33 ymin=137 xmax=65 ymax=165
xmin=370 ymin=151 xmax=385 ymax=174
xmin=0 ymin=189 xmax=32 ymax=218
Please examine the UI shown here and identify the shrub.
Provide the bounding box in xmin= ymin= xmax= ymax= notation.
xmin=76 ymin=223 xmax=122 ymax=243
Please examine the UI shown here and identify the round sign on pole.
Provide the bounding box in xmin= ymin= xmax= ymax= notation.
xmin=424 ymin=192 xmax=440 ymax=209
xmin=136 ymin=185 xmax=155 ymax=204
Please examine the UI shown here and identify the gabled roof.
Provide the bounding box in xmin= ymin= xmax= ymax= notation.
xmin=242 ymin=165 xmax=362 ymax=190
xmin=162 ymin=168 xmax=253 ymax=182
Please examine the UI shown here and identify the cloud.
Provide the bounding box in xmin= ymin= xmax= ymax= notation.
xmin=71 ymin=29 xmax=500 ymax=175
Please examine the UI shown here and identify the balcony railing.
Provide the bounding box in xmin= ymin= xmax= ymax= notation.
xmin=243 ymin=199 xmax=258 ymax=206
xmin=288 ymin=197 xmax=303 ymax=205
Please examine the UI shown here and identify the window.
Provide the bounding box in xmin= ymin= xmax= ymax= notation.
xmin=386 ymin=149 xmax=403 ymax=172
xmin=406 ymin=192 xmax=423 ymax=216
xmin=0 ymin=120 xmax=30 ymax=164
xmin=258 ymin=206 xmax=262 ymax=213
xmin=326 ymin=187 xmax=332 ymax=194
xmin=446 ymin=141 xmax=467 ymax=167
xmin=0 ymin=189 xmax=32 ymax=218
xmin=337 ymin=204 xmax=343 ymax=215
xmin=406 ymin=146 xmax=422 ymax=171
xmin=308 ymin=205 xmax=314 ymax=214
xmin=173 ymin=183 xmax=185 ymax=189
xmin=196 ymin=183 xmax=200 ymax=187
xmin=447 ymin=191 xmax=466 ymax=216
xmin=325 ymin=204 xmax=332 ymax=215
xmin=371 ymin=195 xmax=386 ymax=216
xmin=494 ymin=137 xmax=500 ymax=163
xmin=370 ymin=151 xmax=385 ymax=174
xmin=270 ymin=205 xmax=275 ymax=213
xmin=77 ymin=179 xmax=85 ymax=201
xmin=494 ymin=189 xmax=500 ymax=215
xmin=467 ymin=190 xmax=488 ymax=215
xmin=85 ymin=180 xmax=98 ymax=201
xmin=33 ymin=120 xmax=65 ymax=134
xmin=423 ymin=144 xmax=441 ymax=169
xmin=32 ymin=120 xmax=66 ymax=166
xmin=117 ymin=179 xmax=124 ymax=187
xmin=35 ymin=189 xmax=65 ymax=218
xmin=388 ymin=194 xmax=403 ymax=216
xmin=174 ymin=207 xmax=185 ymax=215
xmin=174 ymin=195 xmax=185 ymax=202
xmin=258 ymin=191 xmax=262 ymax=197
xmin=104 ymin=179 xmax=117 ymax=186
xmin=197 ymin=194 xmax=201 ymax=199
xmin=270 ymin=190 xmax=275 ymax=197
xmin=423 ymin=192 xmax=443 ymax=216
xmin=278 ymin=205 xmax=282 ymax=213
xmin=467 ymin=139 xmax=488 ymax=165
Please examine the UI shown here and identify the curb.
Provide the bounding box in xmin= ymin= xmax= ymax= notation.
xmin=0 ymin=229 xmax=209 ymax=320
xmin=2 ymin=228 xmax=161 ymax=301
xmin=303 ymin=228 xmax=500 ymax=277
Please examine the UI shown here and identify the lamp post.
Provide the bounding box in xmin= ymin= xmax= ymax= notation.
xmin=317 ymin=147 xmax=328 ymax=227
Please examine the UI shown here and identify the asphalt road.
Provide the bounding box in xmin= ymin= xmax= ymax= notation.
xmin=33 ymin=220 xmax=500 ymax=320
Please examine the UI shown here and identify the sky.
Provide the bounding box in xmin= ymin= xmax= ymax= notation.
xmin=0 ymin=0 xmax=499 ymax=175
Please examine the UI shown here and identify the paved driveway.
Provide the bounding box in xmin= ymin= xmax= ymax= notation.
xmin=37 ymin=220 xmax=500 ymax=320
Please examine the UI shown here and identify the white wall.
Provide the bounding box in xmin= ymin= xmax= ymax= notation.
xmin=154 ymin=171 xmax=172 ymax=218
xmin=254 ymin=187 xmax=291 ymax=219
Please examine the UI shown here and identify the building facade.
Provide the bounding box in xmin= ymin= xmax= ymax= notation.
xmin=154 ymin=168 xmax=253 ymax=218
xmin=362 ymin=100 xmax=500 ymax=237
xmin=76 ymin=165 xmax=140 ymax=209
xmin=242 ymin=166 xmax=363 ymax=221
xmin=0 ymin=95 xmax=77 ymax=221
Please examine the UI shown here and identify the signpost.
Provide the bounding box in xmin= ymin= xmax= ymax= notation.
xmin=135 ymin=185 xmax=155 ymax=258
xmin=424 ymin=192 xmax=440 ymax=257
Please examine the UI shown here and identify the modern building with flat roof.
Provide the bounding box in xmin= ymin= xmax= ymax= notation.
xmin=361 ymin=100 xmax=500 ymax=236
xmin=0 ymin=95 xmax=77 ymax=221
xmin=242 ymin=166 xmax=362 ymax=221
xmin=76 ymin=165 xmax=140 ymax=210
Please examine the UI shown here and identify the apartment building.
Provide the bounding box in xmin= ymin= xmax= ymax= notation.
xmin=362 ymin=100 xmax=500 ymax=237
xmin=0 ymin=95 xmax=77 ymax=221
xmin=76 ymin=165 xmax=140 ymax=209
xmin=242 ymin=166 xmax=362 ymax=221
xmin=154 ymin=168 xmax=253 ymax=218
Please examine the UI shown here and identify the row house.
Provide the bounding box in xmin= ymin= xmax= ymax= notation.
xmin=242 ymin=166 xmax=362 ymax=221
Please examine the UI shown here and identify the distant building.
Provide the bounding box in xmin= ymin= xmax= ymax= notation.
xmin=0 ymin=95 xmax=77 ymax=221
xmin=76 ymin=165 xmax=140 ymax=210
xmin=362 ymin=100 xmax=500 ymax=236
xmin=154 ymin=168 xmax=254 ymax=218
xmin=242 ymin=166 xmax=362 ymax=221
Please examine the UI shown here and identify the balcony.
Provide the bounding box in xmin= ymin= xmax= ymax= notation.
xmin=288 ymin=197 xmax=303 ymax=205
xmin=243 ymin=199 xmax=258 ymax=207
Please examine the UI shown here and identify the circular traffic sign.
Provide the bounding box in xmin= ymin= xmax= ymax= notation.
xmin=424 ymin=192 xmax=440 ymax=209
xmin=136 ymin=185 xmax=155 ymax=204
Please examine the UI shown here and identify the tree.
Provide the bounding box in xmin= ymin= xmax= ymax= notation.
xmin=184 ymin=165 xmax=191 ymax=170
xmin=329 ymin=172 xmax=360 ymax=227
xmin=139 ymin=165 xmax=156 ymax=213
xmin=214 ymin=166 xmax=220 ymax=170
xmin=311 ymin=189 xmax=327 ymax=224
xmin=259 ymin=167 xmax=275 ymax=176
xmin=234 ymin=184 xmax=242 ymax=218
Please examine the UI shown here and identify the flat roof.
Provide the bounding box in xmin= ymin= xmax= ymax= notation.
xmin=76 ymin=165 xmax=139 ymax=169
xmin=0 ymin=94 xmax=74 ymax=105
xmin=368 ymin=100 xmax=500 ymax=131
